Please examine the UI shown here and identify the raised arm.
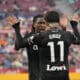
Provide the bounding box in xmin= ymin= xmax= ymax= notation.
xmin=13 ymin=22 xmax=25 ymax=50
xmin=70 ymin=13 xmax=80 ymax=38
xmin=6 ymin=16 xmax=25 ymax=50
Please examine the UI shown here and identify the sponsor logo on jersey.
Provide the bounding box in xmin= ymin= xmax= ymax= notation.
xmin=46 ymin=64 xmax=67 ymax=71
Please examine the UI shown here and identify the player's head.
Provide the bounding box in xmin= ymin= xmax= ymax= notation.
xmin=32 ymin=14 xmax=43 ymax=32
xmin=44 ymin=11 xmax=60 ymax=29
xmin=32 ymin=14 xmax=46 ymax=32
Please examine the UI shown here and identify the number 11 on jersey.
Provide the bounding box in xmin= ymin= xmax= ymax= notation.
xmin=47 ymin=41 xmax=64 ymax=62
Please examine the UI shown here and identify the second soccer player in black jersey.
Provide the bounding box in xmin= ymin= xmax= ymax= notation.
xmin=14 ymin=15 xmax=47 ymax=80
xmin=30 ymin=11 xmax=80 ymax=80
xmin=6 ymin=14 xmax=46 ymax=80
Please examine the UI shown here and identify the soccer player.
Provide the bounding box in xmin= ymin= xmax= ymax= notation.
xmin=6 ymin=15 xmax=47 ymax=80
xmin=30 ymin=11 xmax=80 ymax=80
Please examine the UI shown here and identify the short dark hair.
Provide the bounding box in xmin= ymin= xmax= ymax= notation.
xmin=44 ymin=11 xmax=60 ymax=23
xmin=32 ymin=14 xmax=43 ymax=32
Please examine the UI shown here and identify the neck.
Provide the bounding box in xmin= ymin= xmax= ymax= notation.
xmin=48 ymin=23 xmax=60 ymax=29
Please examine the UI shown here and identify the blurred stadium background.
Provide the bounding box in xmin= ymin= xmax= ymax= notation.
xmin=0 ymin=0 xmax=80 ymax=80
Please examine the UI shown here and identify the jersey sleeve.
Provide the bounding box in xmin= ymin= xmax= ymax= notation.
xmin=13 ymin=23 xmax=30 ymax=50
xmin=13 ymin=22 xmax=24 ymax=50
xmin=70 ymin=21 xmax=80 ymax=39
xmin=70 ymin=32 xmax=80 ymax=44
xmin=14 ymin=33 xmax=24 ymax=50
xmin=70 ymin=21 xmax=80 ymax=44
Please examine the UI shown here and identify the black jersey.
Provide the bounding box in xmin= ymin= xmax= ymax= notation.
xmin=23 ymin=33 xmax=39 ymax=80
xmin=32 ymin=28 xmax=80 ymax=80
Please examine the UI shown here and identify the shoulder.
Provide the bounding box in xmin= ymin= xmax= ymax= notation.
xmin=24 ymin=32 xmax=34 ymax=38
xmin=62 ymin=31 xmax=74 ymax=39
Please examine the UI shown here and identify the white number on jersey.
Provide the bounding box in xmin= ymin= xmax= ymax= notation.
xmin=47 ymin=41 xmax=64 ymax=62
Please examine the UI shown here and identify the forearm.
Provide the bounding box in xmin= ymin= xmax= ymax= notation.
xmin=13 ymin=22 xmax=24 ymax=50
xmin=14 ymin=32 xmax=24 ymax=50
xmin=70 ymin=20 xmax=80 ymax=38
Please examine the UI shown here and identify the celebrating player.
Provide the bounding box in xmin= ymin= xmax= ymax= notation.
xmin=6 ymin=14 xmax=47 ymax=80
xmin=30 ymin=11 xmax=80 ymax=80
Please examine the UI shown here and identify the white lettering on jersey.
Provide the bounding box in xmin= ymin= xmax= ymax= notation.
xmin=46 ymin=64 xmax=66 ymax=71
xmin=49 ymin=34 xmax=61 ymax=39
xmin=33 ymin=45 xmax=38 ymax=50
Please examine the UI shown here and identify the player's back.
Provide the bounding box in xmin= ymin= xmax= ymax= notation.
xmin=33 ymin=28 xmax=77 ymax=80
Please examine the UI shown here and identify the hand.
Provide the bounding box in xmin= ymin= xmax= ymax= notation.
xmin=6 ymin=15 xmax=19 ymax=26
xmin=72 ymin=13 xmax=80 ymax=22
xmin=60 ymin=14 xmax=69 ymax=30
